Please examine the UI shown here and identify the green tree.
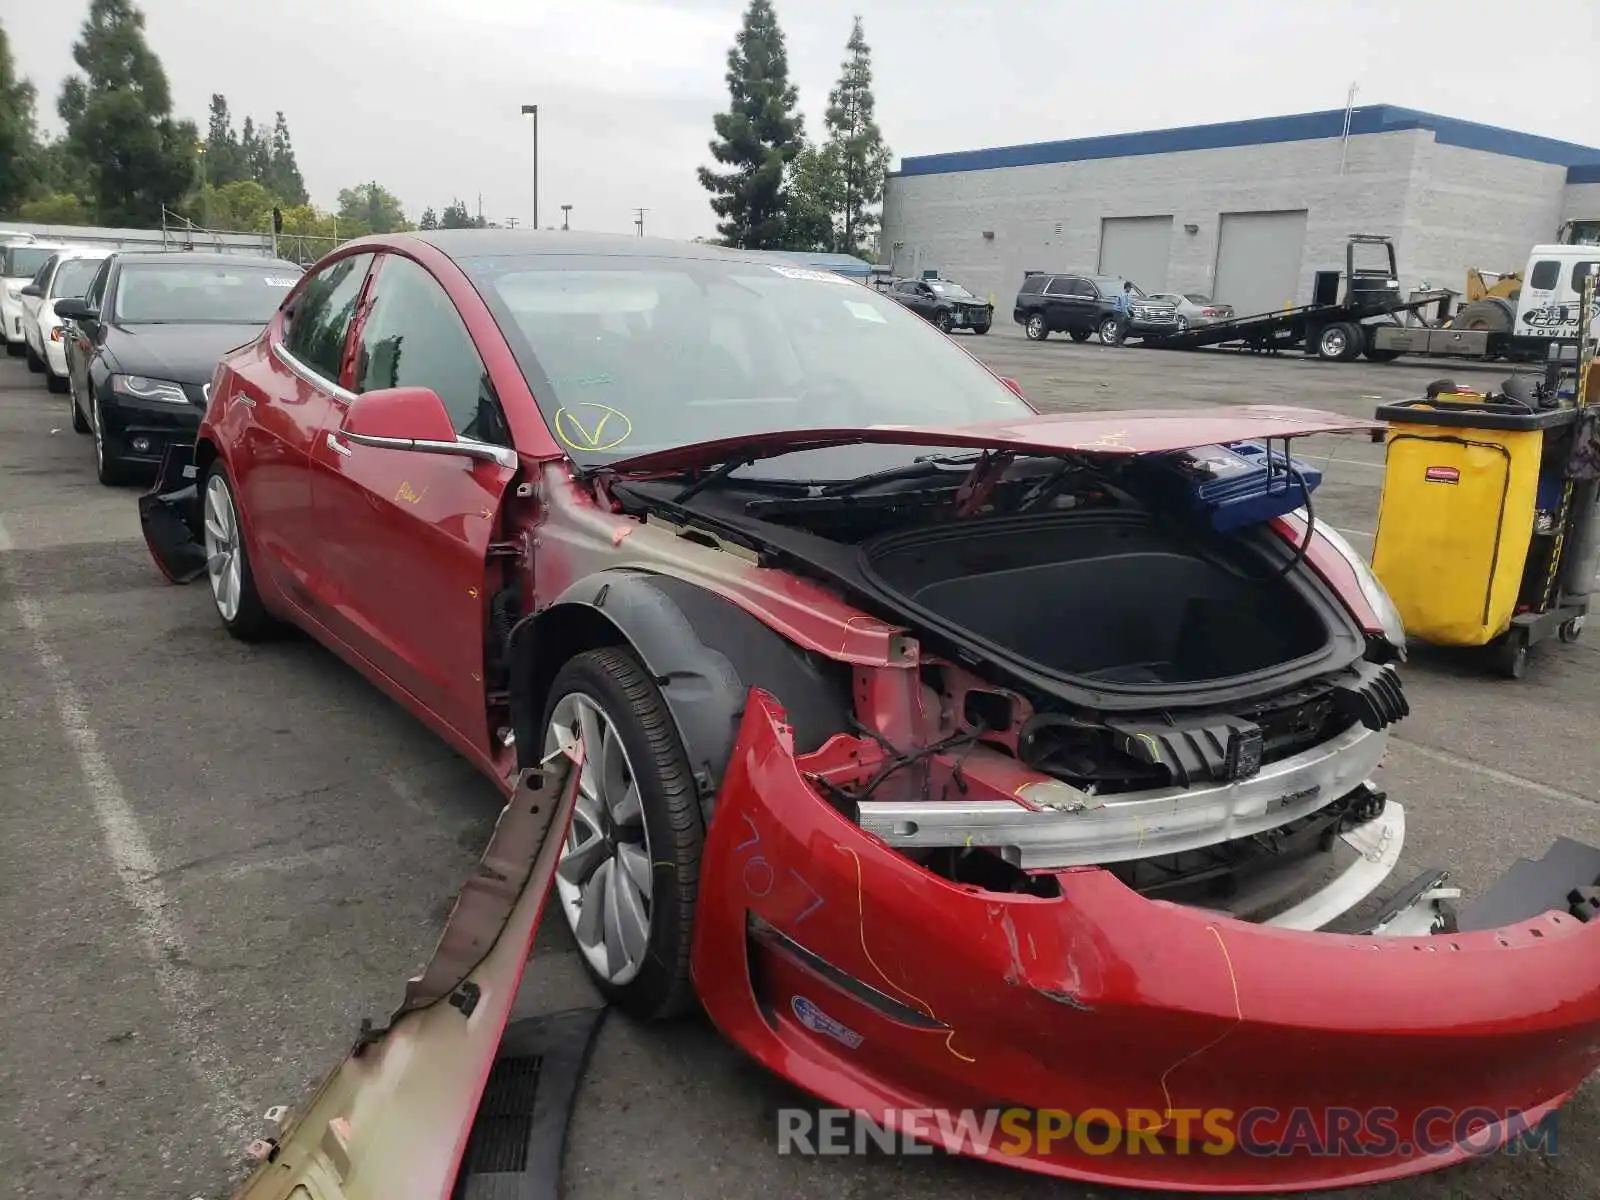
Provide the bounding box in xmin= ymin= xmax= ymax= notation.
xmin=418 ymin=206 xmax=438 ymax=230
xmin=336 ymin=181 xmax=409 ymax=234
xmin=239 ymin=115 xmax=270 ymax=183
xmin=439 ymin=198 xmax=473 ymax=229
xmin=696 ymin=0 xmax=804 ymax=249
xmin=0 ymin=22 xmax=42 ymax=213
xmin=262 ymin=111 xmax=307 ymax=206
xmin=57 ymin=0 xmax=198 ymax=226
xmin=17 ymin=193 xmax=90 ymax=224
xmin=203 ymin=93 xmax=247 ymax=186
xmin=821 ymin=18 xmax=891 ymax=259
xmin=784 ymin=142 xmax=840 ymax=252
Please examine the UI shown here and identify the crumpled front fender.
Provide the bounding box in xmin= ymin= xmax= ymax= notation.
xmin=692 ymin=689 xmax=1600 ymax=1192
xmin=139 ymin=442 xmax=207 ymax=584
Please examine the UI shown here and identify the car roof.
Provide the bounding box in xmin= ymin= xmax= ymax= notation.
xmin=389 ymin=228 xmax=840 ymax=270
xmin=108 ymin=250 xmax=302 ymax=270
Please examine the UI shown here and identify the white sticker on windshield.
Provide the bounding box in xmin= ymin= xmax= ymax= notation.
xmin=769 ymin=265 xmax=851 ymax=284
xmin=264 ymin=276 xmax=299 ymax=287
xmin=843 ymin=300 xmax=886 ymax=323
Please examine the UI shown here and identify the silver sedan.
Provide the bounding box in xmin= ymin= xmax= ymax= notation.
xmin=1149 ymin=292 xmax=1235 ymax=332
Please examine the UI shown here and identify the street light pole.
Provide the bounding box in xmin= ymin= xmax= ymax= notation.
xmin=520 ymin=104 xmax=538 ymax=229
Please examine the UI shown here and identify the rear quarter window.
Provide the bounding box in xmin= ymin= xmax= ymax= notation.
xmin=1018 ymin=276 xmax=1045 ymax=294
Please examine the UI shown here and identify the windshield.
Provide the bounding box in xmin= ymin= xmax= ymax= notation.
xmin=113 ymin=262 xmax=301 ymax=324
xmin=52 ymin=258 xmax=104 ymax=300
xmin=927 ymin=281 xmax=976 ymax=299
xmin=1184 ymin=293 xmax=1213 ymax=304
xmin=461 ymin=253 xmax=1033 ymax=480
xmin=5 ymin=246 xmax=56 ymax=278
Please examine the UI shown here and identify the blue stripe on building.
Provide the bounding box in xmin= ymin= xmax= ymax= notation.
xmin=893 ymin=105 xmax=1600 ymax=180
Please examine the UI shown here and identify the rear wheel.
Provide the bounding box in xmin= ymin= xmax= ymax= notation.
xmin=4 ymin=338 xmax=22 ymax=358
xmin=24 ymin=342 xmax=43 ymax=373
xmin=45 ymin=366 xmax=67 ymax=394
xmin=202 ymin=466 xmax=277 ymax=641
xmin=69 ymin=377 xmax=89 ymax=432
xmin=1024 ymin=313 xmax=1049 ymax=341
xmin=971 ymin=321 xmax=990 ymax=335
xmin=542 ymin=647 xmax=703 ymax=1021
xmin=1559 ymin=616 xmax=1585 ymax=644
xmin=1315 ymin=322 xmax=1361 ymax=361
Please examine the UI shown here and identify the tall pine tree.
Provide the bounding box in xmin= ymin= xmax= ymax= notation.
xmin=57 ymin=0 xmax=198 ymax=226
xmin=203 ymin=94 xmax=246 ymax=185
xmin=697 ymin=0 xmax=803 ymax=249
xmin=822 ymin=18 xmax=891 ymax=259
xmin=263 ymin=110 xmax=307 ymax=206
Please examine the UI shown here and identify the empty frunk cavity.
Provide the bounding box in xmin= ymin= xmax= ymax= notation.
xmin=861 ymin=512 xmax=1329 ymax=686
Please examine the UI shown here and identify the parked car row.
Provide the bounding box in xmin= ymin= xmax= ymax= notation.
xmin=5 ymin=242 xmax=302 ymax=484
xmin=1010 ymin=272 xmax=1235 ymax=345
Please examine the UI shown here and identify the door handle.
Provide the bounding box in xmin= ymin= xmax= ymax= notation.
xmin=326 ymin=432 xmax=352 ymax=457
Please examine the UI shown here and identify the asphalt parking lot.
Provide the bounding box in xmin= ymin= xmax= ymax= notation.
xmin=2 ymin=330 xmax=1599 ymax=1200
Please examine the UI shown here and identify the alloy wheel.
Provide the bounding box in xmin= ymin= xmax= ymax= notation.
xmin=203 ymin=474 xmax=244 ymax=622
xmin=1027 ymin=314 xmax=1045 ymax=339
xmin=1176 ymin=316 xmax=1190 ymax=333
xmin=545 ymin=692 xmax=654 ymax=985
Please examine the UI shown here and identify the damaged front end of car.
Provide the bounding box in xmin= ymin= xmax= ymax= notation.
xmin=140 ymin=442 xmax=208 ymax=584
xmin=689 ymin=686 xmax=1600 ymax=1192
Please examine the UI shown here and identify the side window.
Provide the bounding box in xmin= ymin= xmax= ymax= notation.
xmin=1529 ymin=260 xmax=1560 ymax=290
xmin=1043 ymin=276 xmax=1074 ymax=296
xmin=353 ymin=254 xmax=506 ymax=446
xmin=283 ymin=252 xmax=374 ymax=383
xmin=1072 ymin=278 xmax=1098 ymax=297
xmin=32 ymin=257 xmax=57 ymax=289
xmin=1018 ymin=276 xmax=1044 ymax=295
xmin=1570 ymin=261 xmax=1600 ymax=293
xmin=83 ymin=259 xmax=112 ymax=311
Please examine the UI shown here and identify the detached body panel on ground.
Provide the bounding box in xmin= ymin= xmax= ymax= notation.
xmin=135 ymin=230 xmax=1600 ymax=1194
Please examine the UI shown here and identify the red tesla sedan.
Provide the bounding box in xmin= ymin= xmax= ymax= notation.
xmin=141 ymin=231 xmax=1600 ymax=1192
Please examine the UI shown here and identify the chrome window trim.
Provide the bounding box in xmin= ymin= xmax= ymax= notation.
xmin=272 ymin=338 xmax=357 ymax=403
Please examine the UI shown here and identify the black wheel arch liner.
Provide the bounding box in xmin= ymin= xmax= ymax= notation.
xmin=507 ymin=569 xmax=853 ymax=814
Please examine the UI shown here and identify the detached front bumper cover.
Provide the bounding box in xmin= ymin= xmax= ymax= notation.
xmin=693 ymin=689 xmax=1600 ymax=1193
xmin=139 ymin=442 xmax=207 ymax=583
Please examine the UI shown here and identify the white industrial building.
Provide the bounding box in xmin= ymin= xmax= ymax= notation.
xmin=880 ymin=105 xmax=1600 ymax=320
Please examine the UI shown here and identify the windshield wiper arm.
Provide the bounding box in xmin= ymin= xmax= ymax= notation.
xmin=673 ymin=456 xmax=753 ymax=503
xmin=818 ymin=451 xmax=988 ymax=497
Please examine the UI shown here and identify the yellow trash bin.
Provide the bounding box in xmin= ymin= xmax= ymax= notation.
xmin=1370 ymin=393 xmax=1577 ymax=647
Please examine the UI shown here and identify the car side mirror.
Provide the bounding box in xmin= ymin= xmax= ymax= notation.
xmin=339 ymin=386 xmax=516 ymax=468
xmin=1000 ymin=376 xmax=1025 ymax=399
xmin=20 ymin=283 xmax=41 ymax=298
xmin=53 ymin=297 xmax=96 ymax=322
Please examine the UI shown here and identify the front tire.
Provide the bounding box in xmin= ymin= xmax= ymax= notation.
xmin=46 ymin=367 xmax=67 ymax=394
xmin=1024 ymin=313 xmax=1049 ymax=341
xmin=934 ymin=309 xmax=954 ymax=333
xmin=202 ymin=466 xmax=277 ymax=641
xmin=92 ymin=391 xmax=130 ymax=486
xmin=543 ymin=647 xmax=703 ymax=1021
xmin=1099 ymin=316 xmax=1124 ymax=345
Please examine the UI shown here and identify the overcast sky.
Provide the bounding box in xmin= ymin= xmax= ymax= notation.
xmin=9 ymin=0 xmax=1600 ymax=240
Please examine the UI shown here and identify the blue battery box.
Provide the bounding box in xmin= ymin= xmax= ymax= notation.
xmin=1125 ymin=441 xmax=1323 ymax=532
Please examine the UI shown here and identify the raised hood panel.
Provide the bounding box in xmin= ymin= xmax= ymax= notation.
xmin=602 ymin=405 xmax=1380 ymax=475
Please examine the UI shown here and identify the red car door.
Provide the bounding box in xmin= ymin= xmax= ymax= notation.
xmin=232 ymin=251 xmax=376 ymax=607
xmin=306 ymin=250 xmax=519 ymax=753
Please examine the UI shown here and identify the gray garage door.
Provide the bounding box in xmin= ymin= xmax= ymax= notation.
xmin=1212 ymin=210 xmax=1308 ymax=318
xmin=1098 ymin=216 xmax=1173 ymax=292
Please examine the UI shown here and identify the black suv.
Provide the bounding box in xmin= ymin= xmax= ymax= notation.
xmin=1013 ymin=273 xmax=1180 ymax=344
xmin=886 ymin=277 xmax=993 ymax=334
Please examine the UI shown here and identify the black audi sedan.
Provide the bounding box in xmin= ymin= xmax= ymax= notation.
xmin=55 ymin=250 xmax=303 ymax=484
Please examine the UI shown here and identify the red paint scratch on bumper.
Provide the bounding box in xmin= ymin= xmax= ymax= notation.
xmin=691 ymin=691 xmax=1600 ymax=1192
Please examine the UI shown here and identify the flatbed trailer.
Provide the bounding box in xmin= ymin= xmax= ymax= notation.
xmin=1144 ymin=234 xmax=1447 ymax=362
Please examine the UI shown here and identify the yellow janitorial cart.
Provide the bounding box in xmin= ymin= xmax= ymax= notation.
xmin=1368 ymin=270 xmax=1600 ymax=678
